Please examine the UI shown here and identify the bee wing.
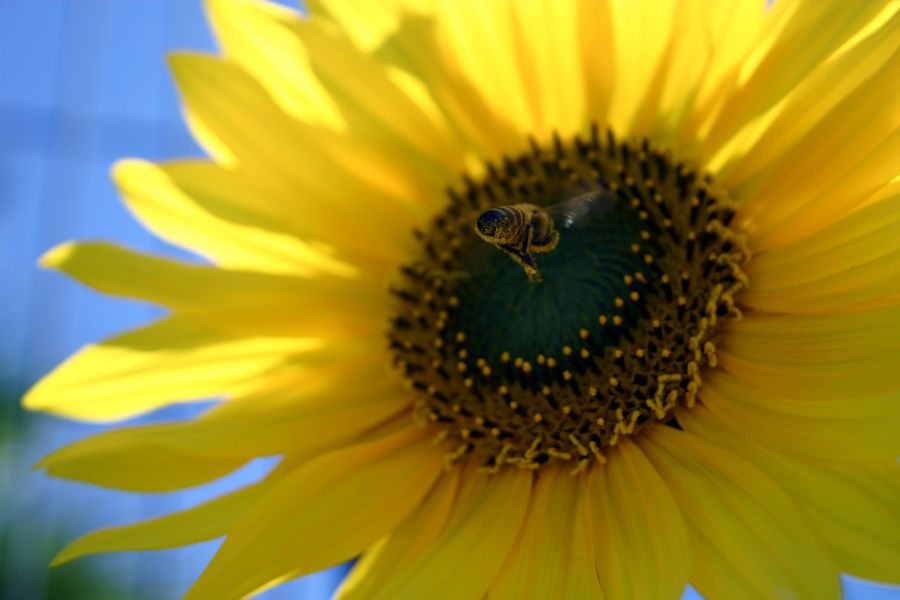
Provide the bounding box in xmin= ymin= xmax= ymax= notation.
xmin=547 ymin=186 xmax=617 ymax=228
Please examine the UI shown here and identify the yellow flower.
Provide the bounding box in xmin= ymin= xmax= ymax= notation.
xmin=24 ymin=0 xmax=900 ymax=598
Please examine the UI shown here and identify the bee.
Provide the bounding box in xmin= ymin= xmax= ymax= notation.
xmin=474 ymin=187 xmax=616 ymax=283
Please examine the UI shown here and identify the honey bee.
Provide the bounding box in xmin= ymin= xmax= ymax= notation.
xmin=474 ymin=187 xmax=616 ymax=283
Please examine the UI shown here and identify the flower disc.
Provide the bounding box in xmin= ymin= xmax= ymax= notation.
xmin=389 ymin=127 xmax=750 ymax=471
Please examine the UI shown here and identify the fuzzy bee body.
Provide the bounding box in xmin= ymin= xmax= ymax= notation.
xmin=474 ymin=188 xmax=615 ymax=283
xmin=474 ymin=204 xmax=559 ymax=283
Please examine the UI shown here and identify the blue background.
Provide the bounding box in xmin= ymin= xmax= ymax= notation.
xmin=0 ymin=1 xmax=896 ymax=598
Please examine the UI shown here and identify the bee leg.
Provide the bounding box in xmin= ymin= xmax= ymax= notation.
xmin=498 ymin=242 xmax=542 ymax=284
xmin=518 ymin=225 xmax=543 ymax=283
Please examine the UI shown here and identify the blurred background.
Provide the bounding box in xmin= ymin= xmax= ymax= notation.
xmin=0 ymin=1 xmax=896 ymax=599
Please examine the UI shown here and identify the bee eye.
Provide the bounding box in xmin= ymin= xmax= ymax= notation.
xmin=476 ymin=210 xmax=503 ymax=236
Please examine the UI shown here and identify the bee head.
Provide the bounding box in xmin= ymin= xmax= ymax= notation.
xmin=475 ymin=209 xmax=505 ymax=239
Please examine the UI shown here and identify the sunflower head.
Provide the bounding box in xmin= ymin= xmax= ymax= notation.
xmin=22 ymin=0 xmax=900 ymax=598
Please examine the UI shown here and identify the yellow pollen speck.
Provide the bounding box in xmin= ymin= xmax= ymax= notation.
xmin=613 ymin=316 xmax=623 ymax=326
xmin=579 ymin=328 xmax=589 ymax=339
xmin=609 ymin=377 xmax=619 ymax=387
xmin=599 ymin=315 xmax=608 ymax=325
xmin=533 ymin=414 xmax=543 ymax=423
xmin=547 ymin=358 xmax=557 ymax=368
xmin=614 ymin=297 xmax=625 ymax=308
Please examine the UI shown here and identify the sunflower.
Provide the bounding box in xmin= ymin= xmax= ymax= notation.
xmin=24 ymin=0 xmax=900 ymax=598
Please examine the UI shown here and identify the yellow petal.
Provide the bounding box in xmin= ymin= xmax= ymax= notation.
xmin=35 ymin=384 xmax=409 ymax=492
xmin=605 ymin=0 xmax=676 ymax=136
xmin=675 ymin=0 xmax=767 ymax=147
xmin=563 ymin=476 xmax=604 ymax=599
xmin=206 ymin=0 xmax=344 ymax=127
xmin=508 ymin=2 xmax=585 ymax=138
xmin=431 ymin=0 xmax=537 ymax=137
xmin=717 ymin=303 xmax=900 ymax=400
xmin=23 ymin=316 xmax=317 ymax=422
xmin=724 ymin=303 xmax=900 ymax=365
xmin=701 ymin=0 xmax=889 ymax=158
xmin=375 ymin=14 xmax=522 ymax=161
xmin=639 ymin=425 xmax=839 ymax=600
xmin=52 ymin=482 xmax=263 ymax=566
xmin=491 ymin=466 xmax=602 ymax=599
xmin=742 ymin=193 xmax=900 ymax=313
xmin=636 ymin=0 xmax=766 ymax=144
xmin=184 ymin=426 xmax=442 ymax=600
xmin=288 ymin=20 xmax=463 ymax=182
xmin=35 ymin=428 xmax=245 ymax=492
xmin=168 ymin=53 xmax=430 ymax=270
xmin=679 ymin=406 xmax=900 ymax=585
xmin=372 ymin=465 xmax=533 ymax=600
xmin=309 ymin=0 xmax=436 ymax=52
xmin=590 ymin=440 xmax=690 ymax=600
xmin=577 ymin=0 xmax=615 ymax=133
xmin=700 ymin=369 xmax=900 ymax=463
xmin=335 ymin=468 xmax=460 ymax=600
xmin=114 ymin=159 xmax=354 ymax=278
xmin=40 ymin=242 xmax=385 ymax=337
xmin=722 ymin=5 xmax=900 ymax=242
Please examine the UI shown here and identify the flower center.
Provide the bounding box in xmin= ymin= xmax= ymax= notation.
xmin=388 ymin=126 xmax=749 ymax=473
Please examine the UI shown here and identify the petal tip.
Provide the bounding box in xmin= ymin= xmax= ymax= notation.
xmin=38 ymin=242 xmax=77 ymax=270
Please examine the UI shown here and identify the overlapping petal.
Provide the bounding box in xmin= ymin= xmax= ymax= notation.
xmin=185 ymin=426 xmax=444 ymax=599
xmin=680 ymin=405 xmax=900 ymax=586
xmin=639 ymin=425 xmax=839 ymax=600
